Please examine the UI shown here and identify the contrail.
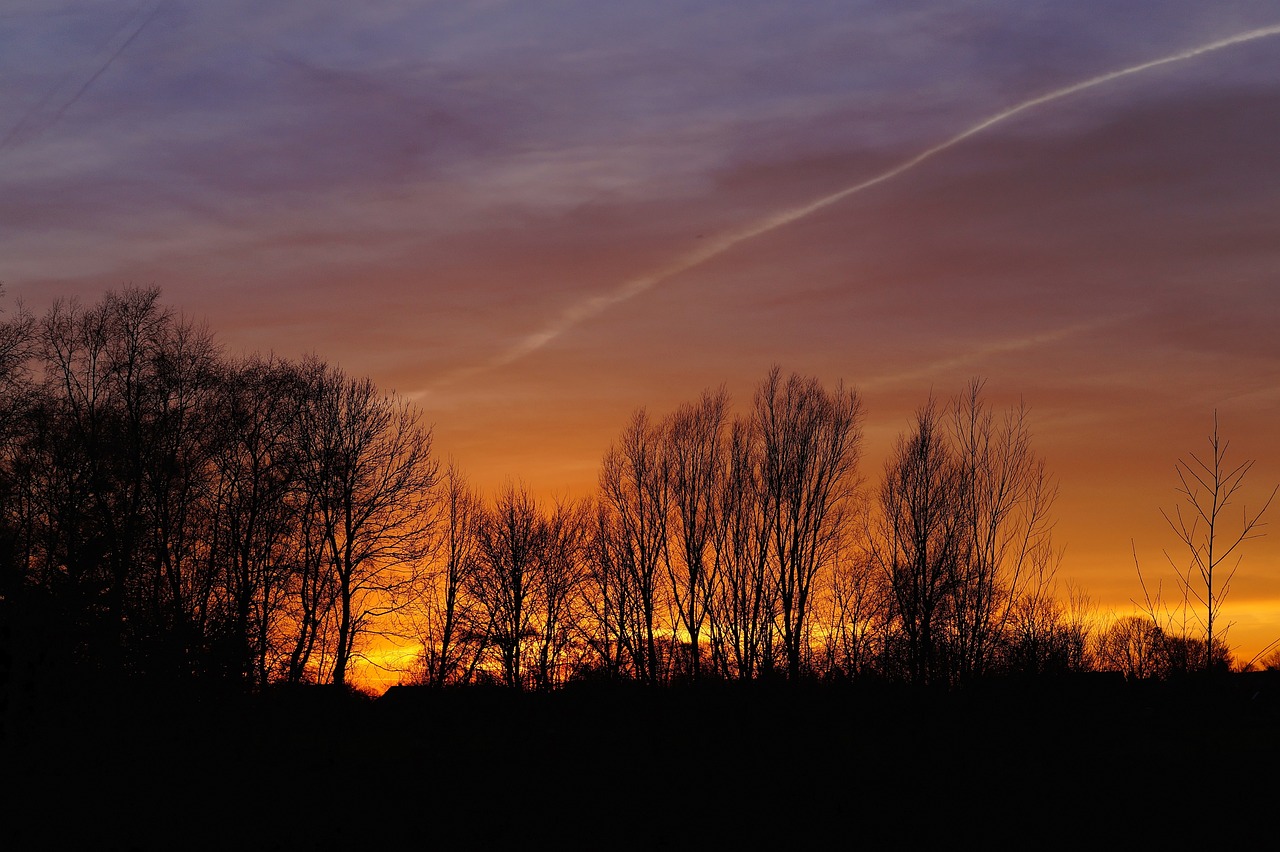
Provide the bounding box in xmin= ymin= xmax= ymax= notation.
xmin=0 ymin=1 xmax=164 ymax=154
xmin=439 ymin=23 xmax=1280 ymax=386
xmin=859 ymin=314 xmax=1131 ymax=392
xmin=47 ymin=4 xmax=163 ymax=125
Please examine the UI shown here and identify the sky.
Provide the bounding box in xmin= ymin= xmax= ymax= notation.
xmin=3 ymin=0 xmax=1279 ymax=665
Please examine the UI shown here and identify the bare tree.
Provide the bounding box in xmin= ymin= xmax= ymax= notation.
xmin=706 ymin=417 xmax=776 ymax=681
xmin=206 ymin=353 xmax=301 ymax=684
xmin=865 ymin=381 xmax=1061 ymax=686
xmin=1003 ymin=561 xmax=1093 ymax=676
xmin=36 ymin=289 xmax=155 ymax=663
xmin=948 ymin=379 xmax=1059 ymax=683
xmin=292 ymin=358 xmax=438 ymax=687
xmin=415 ymin=460 xmax=484 ymax=686
xmin=0 ymin=291 xmax=35 ymax=725
xmin=820 ymin=523 xmax=883 ymax=680
xmin=144 ymin=308 xmax=225 ymax=672
xmin=868 ymin=397 xmax=965 ymax=686
xmin=534 ymin=496 xmax=588 ymax=689
xmin=0 ymin=293 xmax=34 ymax=552
xmin=282 ymin=477 xmax=338 ymax=684
xmin=598 ymin=410 xmax=670 ymax=684
xmin=34 ymin=287 xmax=224 ymax=675
xmin=661 ymin=386 xmax=728 ymax=680
xmin=754 ymin=367 xmax=864 ymax=681
xmin=581 ymin=501 xmax=633 ymax=680
xmin=468 ymin=482 xmax=544 ymax=689
xmin=6 ymin=288 xmax=457 ymax=693
xmin=0 ymin=288 xmax=33 ymax=443
xmin=1160 ymin=413 xmax=1276 ymax=673
xmin=1097 ymin=615 xmax=1166 ymax=681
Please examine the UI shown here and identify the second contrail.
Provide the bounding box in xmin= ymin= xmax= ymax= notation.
xmin=445 ymin=23 xmax=1280 ymax=384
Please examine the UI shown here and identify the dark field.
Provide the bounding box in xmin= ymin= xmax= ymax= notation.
xmin=4 ymin=675 xmax=1279 ymax=850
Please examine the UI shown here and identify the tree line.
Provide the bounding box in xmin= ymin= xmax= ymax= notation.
xmin=0 ymin=287 xmax=1270 ymax=701
xmin=0 ymin=287 xmax=434 ymax=692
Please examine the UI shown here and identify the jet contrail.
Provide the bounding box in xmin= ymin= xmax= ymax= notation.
xmin=0 ymin=1 xmax=164 ymax=154
xmin=439 ymin=23 xmax=1280 ymax=386
xmin=860 ymin=314 xmax=1131 ymax=392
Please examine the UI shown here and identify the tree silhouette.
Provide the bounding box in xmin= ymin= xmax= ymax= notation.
xmin=869 ymin=396 xmax=964 ymax=686
xmin=207 ymin=353 xmax=303 ymax=684
xmin=1160 ymin=414 xmax=1276 ymax=673
xmin=754 ymin=367 xmax=864 ymax=681
xmin=32 ymin=287 xmax=223 ymax=676
xmin=0 ymin=291 xmax=34 ymax=729
xmin=661 ymin=386 xmax=729 ymax=681
xmin=947 ymin=379 xmax=1059 ymax=683
xmin=291 ymin=357 xmax=437 ymax=687
xmin=819 ymin=527 xmax=882 ymax=679
xmin=535 ymin=496 xmax=589 ymax=689
xmin=598 ymin=410 xmax=670 ymax=684
xmin=1098 ymin=615 xmax=1166 ymax=680
xmin=415 ymin=460 xmax=484 ymax=686
xmin=706 ymin=416 xmax=776 ymax=681
xmin=582 ymin=500 xmax=634 ymax=681
xmin=468 ymin=481 xmax=545 ymax=689
xmin=867 ymin=383 xmax=1062 ymax=685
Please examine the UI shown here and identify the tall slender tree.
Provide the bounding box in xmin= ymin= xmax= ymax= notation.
xmin=754 ymin=367 xmax=863 ymax=681
xmin=1161 ymin=414 xmax=1275 ymax=673
xmin=468 ymin=482 xmax=544 ymax=689
xmin=206 ymin=354 xmax=301 ymax=684
xmin=662 ymin=386 xmax=728 ymax=680
xmin=598 ymin=410 xmax=670 ymax=684
xmin=416 ymin=460 xmax=484 ymax=686
xmin=948 ymin=379 xmax=1058 ymax=683
xmin=706 ymin=417 xmax=775 ymax=681
xmin=869 ymin=397 xmax=965 ymax=686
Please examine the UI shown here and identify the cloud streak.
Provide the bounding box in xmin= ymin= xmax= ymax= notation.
xmin=437 ymin=23 xmax=1280 ymax=386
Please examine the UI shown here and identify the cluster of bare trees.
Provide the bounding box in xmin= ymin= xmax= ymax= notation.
xmin=4 ymin=288 xmax=1272 ymax=696
xmin=409 ymin=372 xmax=1097 ymax=688
xmin=404 ymin=370 xmax=866 ymax=689
xmin=0 ymin=288 xmax=437 ymax=689
xmin=863 ymin=383 xmax=1074 ymax=685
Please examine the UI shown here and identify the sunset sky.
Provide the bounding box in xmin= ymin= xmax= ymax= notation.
xmin=4 ymin=1 xmax=1279 ymax=665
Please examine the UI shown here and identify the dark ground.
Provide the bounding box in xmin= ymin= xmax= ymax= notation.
xmin=4 ymin=673 xmax=1279 ymax=850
